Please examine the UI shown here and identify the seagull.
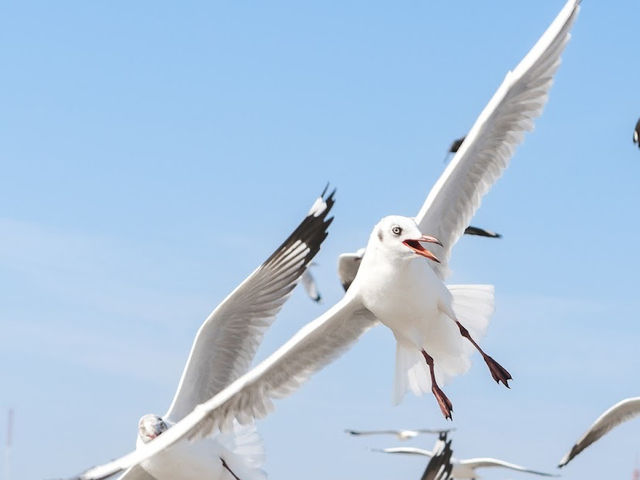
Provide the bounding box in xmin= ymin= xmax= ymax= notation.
xmin=301 ymin=263 xmax=322 ymax=303
xmin=60 ymin=188 xmax=335 ymax=480
xmin=60 ymin=2 xmax=580 ymax=478
xmin=558 ymin=397 xmax=640 ymax=467
xmin=419 ymin=432 xmax=454 ymax=480
xmin=345 ymin=428 xmax=453 ymax=441
xmin=337 ymin=225 xmax=501 ymax=292
xmin=634 ymin=118 xmax=640 ymax=148
xmin=376 ymin=435 xmax=557 ymax=479
xmin=443 ymin=137 xmax=465 ymax=163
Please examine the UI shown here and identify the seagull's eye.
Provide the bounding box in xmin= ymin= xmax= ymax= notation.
xmin=391 ymin=226 xmax=402 ymax=236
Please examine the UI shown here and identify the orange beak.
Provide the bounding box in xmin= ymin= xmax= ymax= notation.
xmin=402 ymin=235 xmax=442 ymax=263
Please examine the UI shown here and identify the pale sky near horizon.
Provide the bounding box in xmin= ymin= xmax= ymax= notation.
xmin=2 ymin=1 xmax=640 ymax=479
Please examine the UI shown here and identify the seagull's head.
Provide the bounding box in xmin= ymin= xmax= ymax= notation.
xmin=371 ymin=216 xmax=441 ymax=263
xmin=137 ymin=414 xmax=169 ymax=444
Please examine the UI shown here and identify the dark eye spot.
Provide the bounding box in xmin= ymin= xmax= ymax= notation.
xmin=377 ymin=229 xmax=384 ymax=241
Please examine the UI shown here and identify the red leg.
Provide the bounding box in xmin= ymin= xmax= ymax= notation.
xmin=456 ymin=321 xmax=512 ymax=387
xmin=421 ymin=349 xmax=453 ymax=420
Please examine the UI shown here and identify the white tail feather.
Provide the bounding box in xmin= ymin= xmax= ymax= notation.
xmin=392 ymin=284 xmax=494 ymax=403
xmin=216 ymin=421 xmax=266 ymax=480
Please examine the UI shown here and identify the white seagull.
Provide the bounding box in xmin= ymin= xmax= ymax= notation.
xmin=418 ymin=432 xmax=455 ymax=480
xmin=61 ymin=188 xmax=335 ymax=480
xmin=345 ymin=428 xmax=453 ymax=441
xmin=558 ymin=396 xmax=640 ymax=467
xmin=376 ymin=443 xmax=557 ymax=479
xmin=61 ymin=1 xmax=580 ymax=478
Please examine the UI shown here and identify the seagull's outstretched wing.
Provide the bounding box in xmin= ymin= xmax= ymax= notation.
xmin=460 ymin=458 xmax=557 ymax=477
xmin=421 ymin=434 xmax=454 ymax=480
xmin=377 ymin=447 xmax=435 ymax=458
xmin=164 ymin=188 xmax=335 ymax=422
xmin=558 ymin=396 xmax=640 ymax=467
xmin=345 ymin=429 xmax=400 ymax=437
xmin=463 ymin=226 xmax=502 ymax=238
xmin=116 ymin=466 xmax=155 ymax=480
xmin=415 ymin=0 xmax=580 ymax=278
xmin=67 ymin=293 xmax=377 ymax=480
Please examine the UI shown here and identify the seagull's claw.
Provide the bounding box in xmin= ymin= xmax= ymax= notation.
xmin=432 ymin=385 xmax=454 ymax=420
xmin=484 ymin=355 xmax=512 ymax=388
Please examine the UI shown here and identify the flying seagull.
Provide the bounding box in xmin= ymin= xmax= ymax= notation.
xmin=58 ymin=188 xmax=335 ymax=480
xmin=345 ymin=428 xmax=453 ymax=441
xmin=60 ymin=1 xmax=580 ymax=477
xmin=301 ymin=264 xmax=322 ymax=303
xmin=377 ymin=436 xmax=557 ymax=479
xmin=558 ymin=397 xmax=640 ymax=467
xmin=337 ymin=224 xmax=500 ymax=292
xmin=443 ymin=137 xmax=465 ymax=163
xmin=634 ymin=118 xmax=640 ymax=148
xmin=420 ymin=432 xmax=454 ymax=480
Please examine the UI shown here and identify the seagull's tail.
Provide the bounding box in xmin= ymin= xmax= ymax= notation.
xmin=392 ymin=284 xmax=494 ymax=404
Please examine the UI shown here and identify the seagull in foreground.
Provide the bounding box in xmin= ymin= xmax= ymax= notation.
xmin=337 ymin=224 xmax=500 ymax=292
xmin=62 ymin=2 xmax=580 ymax=478
xmin=634 ymin=118 xmax=640 ymax=148
xmin=345 ymin=428 xmax=453 ymax=441
xmin=59 ymin=188 xmax=335 ymax=480
xmin=376 ymin=435 xmax=557 ymax=479
xmin=558 ymin=397 xmax=640 ymax=467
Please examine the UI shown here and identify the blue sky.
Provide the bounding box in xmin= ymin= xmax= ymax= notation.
xmin=1 ymin=1 xmax=640 ymax=479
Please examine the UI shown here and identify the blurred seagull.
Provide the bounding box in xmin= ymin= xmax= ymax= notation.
xmin=345 ymin=428 xmax=453 ymax=441
xmin=443 ymin=137 xmax=465 ymax=163
xmin=634 ymin=118 xmax=640 ymax=148
xmin=377 ymin=436 xmax=557 ymax=479
xmin=558 ymin=397 xmax=640 ymax=467
xmin=61 ymin=1 xmax=580 ymax=478
xmin=337 ymin=225 xmax=501 ymax=292
xmin=58 ymin=188 xmax=335 ymax=480
xmin=420 ymin=432 xmax=454 ymax=480
xmin=301 ymin=264 xmax=322 ymax=303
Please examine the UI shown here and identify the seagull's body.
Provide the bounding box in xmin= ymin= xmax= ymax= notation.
xmin=63 ymin=1 xmax=580 ymax=477
xmin=378 ymin=442 xmax=557 ymax=479
xmin=558 ymin=396 xmax=640 ymax=467
xmin=634 ymin=118 xmax=640 ymax=148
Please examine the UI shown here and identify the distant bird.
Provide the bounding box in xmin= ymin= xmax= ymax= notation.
xmin=301 ymin=264 xmax=322 ymax=303
xmin=634 ymin=118 xmax=640 ymax=148
xmin=420 ymin=432 xmax=454 ymax=480
xmin=558 ymin=397 xmax=640 ymax=467
xmin=58 ymin=188 xmax=335 ymax=480
xmin=60 ymin=1 xmax=580 ymax=477
xmin=443 ymin=137 xmax=465 ymax=163
xmin=337 ymin=226 xmax=500 ymax=291
xmin=345 ymin=428 xmax=453 ymax=441
xmin=377 ymin=441 xmax=557 ymax=479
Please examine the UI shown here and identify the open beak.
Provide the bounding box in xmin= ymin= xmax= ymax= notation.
xmin=402 ymin=235 xmax=442 ymax=263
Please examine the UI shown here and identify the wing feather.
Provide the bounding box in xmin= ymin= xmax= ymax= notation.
xmin=164 ymin=188 xmax=335 ymax=422
xmin=558 ymin=397 xmax=640 ymax=467
xmin=460 ymin=458 xmax=556 ymax=476
xmin=415 ymin=0 xmax=580 ymax=278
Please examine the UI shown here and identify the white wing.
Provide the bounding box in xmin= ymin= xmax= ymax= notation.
xmin=116 ymin=466 xmax=156 ymax=480
xmin=558 ymin=396 xmax=640 ymax=467
xmin=337 ymin=249 xmax=365 ymax=291
xmin=460 ymin=457 xmax=557 ymax=476
xmin=415 ymin=0 xmax=580 ymax=278
xmin=68 ymin=293 xmax=377 ymax=480
xmin=378 ymin=447 xmax=435 ymax=458
xmin=164 ymin=189 xmax=335 ymax=422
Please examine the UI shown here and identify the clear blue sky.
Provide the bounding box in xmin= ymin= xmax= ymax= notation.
xmin=1 ymin=1 xmax=639 ymax=479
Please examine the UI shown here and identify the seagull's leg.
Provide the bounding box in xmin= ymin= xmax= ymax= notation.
xmin=455 ymin=320 xmax=512 ymax=387
xmin=221 ymin=457 xmax=242 ymax=480
xmin=421 ymin=349 xmax=453 ymax=420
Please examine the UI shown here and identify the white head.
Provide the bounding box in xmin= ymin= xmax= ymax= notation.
xmin=138 ymin=414 xmax=169 ymax=444
xmin=368 ymin=216 xmax=441 ymax=263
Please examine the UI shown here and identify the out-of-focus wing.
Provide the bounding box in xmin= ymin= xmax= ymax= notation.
xmin=164 ymin=188 xmax=335 ymax=422
xmin=461 ymin=458 xmax=557 ymax=476
xmin=301 ymin=265 xmax=322 ymax=303
xmin=377 ymin=447 xmax=435 ymax=458
xmin=559 ymin=397 xmax=640 ymax=467
xmin=415 ymin=0 xmax=580 ymax=278
xmin=116 ymin=466 xmax=155 ymax=480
